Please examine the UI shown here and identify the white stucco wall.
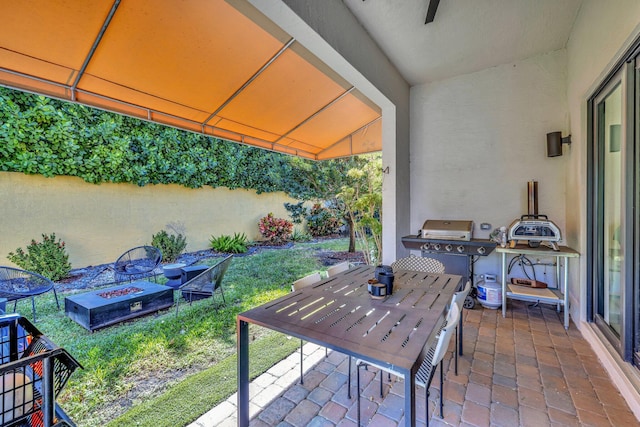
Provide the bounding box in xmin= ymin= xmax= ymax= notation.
xmin=410 ymin=50 xmax=569 ymax=276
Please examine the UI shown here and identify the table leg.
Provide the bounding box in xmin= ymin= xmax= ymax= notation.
xmin=458 ymin=317 xmax=464 ymax=356
xmin=404 ymin=368 xmax=416 ymax=426
xmin=238 ymin=318 xmax=249 ymax=427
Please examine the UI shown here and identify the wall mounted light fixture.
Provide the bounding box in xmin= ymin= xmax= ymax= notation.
xmin=546 ymin=131 xmax=572 ymax=157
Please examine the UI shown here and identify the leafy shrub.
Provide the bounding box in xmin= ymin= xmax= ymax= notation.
xmin=210 ymin=233 xmax=248 ymax=253
xmin=151 ymin=230 xmax=187 ymax=263
xmin=284 ymin=201 xmax=307 ymax=224
xmin=258 ymin=213 xmax=293 ymax=245
xmin=7 ymin=233 xmax=72 ymax=281
xmin=306 ymin=203 xmax=342 ymax=237
xmin=290 ymin=228 xmax=313 ymax=242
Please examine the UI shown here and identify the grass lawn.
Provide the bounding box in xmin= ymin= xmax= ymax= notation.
xmin=19 ymin=238 xmax=358 ymax=427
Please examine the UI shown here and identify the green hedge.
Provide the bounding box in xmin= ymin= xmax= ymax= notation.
xmin=0 ymin=87 xmax=296 ymax=193
xmin=0 ymin=86 xmax=374 ymax=203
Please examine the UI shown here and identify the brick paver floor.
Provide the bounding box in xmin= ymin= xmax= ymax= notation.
xmin=192 ymin=300 xmax=639 ymax=426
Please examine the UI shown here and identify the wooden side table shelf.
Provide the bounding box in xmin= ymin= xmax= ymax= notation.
xmin=497 ymin=244 xmax=579 ymax=329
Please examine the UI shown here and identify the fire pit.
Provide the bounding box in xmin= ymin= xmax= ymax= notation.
xmin=64 ymin=281 xmax=174 ymax=331
xmin=97 ymin=286 xmax=144 ymax=299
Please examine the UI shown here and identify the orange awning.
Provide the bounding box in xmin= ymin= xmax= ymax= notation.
xmin=0 ymin=0 xmax=381 ymax=160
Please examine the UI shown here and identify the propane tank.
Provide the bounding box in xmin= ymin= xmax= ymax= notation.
xmin=477 ymin=273 xmax=502 ymax=309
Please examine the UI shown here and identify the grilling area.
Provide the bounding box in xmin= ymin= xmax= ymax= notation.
xmin=227 ymin=181 xmax=599 ymax=427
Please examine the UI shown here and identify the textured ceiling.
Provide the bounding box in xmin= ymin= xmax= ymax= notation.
xmin=344 ymin=0 xmax=583 ymax=85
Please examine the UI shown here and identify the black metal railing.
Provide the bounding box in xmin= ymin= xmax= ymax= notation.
xmin=0 ymin=314 xmax=81 ymax=427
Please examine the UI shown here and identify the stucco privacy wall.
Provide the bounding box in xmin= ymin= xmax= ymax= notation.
xmin=410 ymin=49 xmax=569 ymax=276
xmin=0 ymin=172 xmax=296 ymax=268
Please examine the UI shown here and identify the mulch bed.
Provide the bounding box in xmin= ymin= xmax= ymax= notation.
xmin=55 ymin=241 xmax=365 ymax=292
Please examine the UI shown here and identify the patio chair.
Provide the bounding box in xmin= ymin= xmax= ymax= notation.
xmin=0 ymin=266 xmax=60 ymax=322
xmin=175 ymin=255 xmax=233 ymax=314
xmin=113 ymin=246 xmax=162 ymax=283
xmin=291 ymin=272 xmax=323 ymax=384
xmin=356 ymin=306 xmax=460 ymax=427
xmin=327 ymin=261 xmax=351 ymax=277
xmin=391 ymin=255 xmax=445 ymax=274
xmin=450 ymin=280 xmax=471 ymax=375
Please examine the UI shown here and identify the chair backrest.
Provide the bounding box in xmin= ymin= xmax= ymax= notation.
xmin=451 ymin=280 xmax=471 ymax=312
xmin=180 ymin=255 xmax=233 ymax=294
xmin=114 ymin=246 xmax=163 ymax=273
xmin=292 ymin=272 xmax=322 ymax=292
xmin=0 ymin=267 xmax=53 ymax=299
xmin=327 ymin=262 xmax=350 ymax=277
xmin=432 ymin=305 xmax=460 ymax=366
xmin=391 ymin=256 xmax=445 ymax=274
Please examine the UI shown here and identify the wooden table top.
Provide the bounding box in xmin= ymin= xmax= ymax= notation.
xmin=238 ymin=265 xmax=462 ymax=371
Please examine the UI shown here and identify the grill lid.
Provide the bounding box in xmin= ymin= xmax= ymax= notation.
xmin=421 ymin=220 xmax=473 ymax=241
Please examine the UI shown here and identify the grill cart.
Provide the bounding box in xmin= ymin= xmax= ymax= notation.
xmin=0 ymin=314 xmax=81 ymax=427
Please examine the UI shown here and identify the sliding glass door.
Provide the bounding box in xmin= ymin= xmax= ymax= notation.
xmin=594 ymin=81 xmax=624 ymax=337
xmin=588 ymin=45 xmax=638 ymax=363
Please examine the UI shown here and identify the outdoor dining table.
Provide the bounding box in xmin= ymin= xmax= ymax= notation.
xmin=237 ymin=265 xmax=462 ymax=426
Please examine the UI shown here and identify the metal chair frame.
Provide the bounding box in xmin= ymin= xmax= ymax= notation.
xmin=176 ymin=255 xmax=233 ymax=314
xmin=113 ymin=245 xmax=163 ymax=283
xmin=0 ymin=266 xmax=60 ymax=322
xmin=451 ymin=280 xmax=472 ymax=374
xmin=356 ymin=306 xmax=460 ymax=426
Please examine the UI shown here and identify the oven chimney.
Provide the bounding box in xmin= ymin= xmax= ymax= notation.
xmin=527 ymin=180 xmax=538 ymax=216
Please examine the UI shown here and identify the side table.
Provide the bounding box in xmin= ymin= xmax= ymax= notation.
xmin=498 ymin=244 xmax=579 ymax=329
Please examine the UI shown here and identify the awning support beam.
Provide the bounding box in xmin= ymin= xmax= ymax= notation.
xmin=71 ymin=0 xmax=121 ymax=101
xmin=273 ymin=87 xmax=355 ymax=146
xmin=316 ymin=116 xmax=381 ymax=158
xmin=202 ymin=37 xmax=296 ymax=129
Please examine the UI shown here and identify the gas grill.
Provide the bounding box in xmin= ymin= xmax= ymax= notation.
xmin=402 ymin=219 xmax=496 ymax=293
xmin=420 ymin=219 xmax=473 ymax=241
xmin=415 ymin=220 xmax=494 ymax=256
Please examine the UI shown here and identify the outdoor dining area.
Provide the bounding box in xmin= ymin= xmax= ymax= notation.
xmin=224 ymin=260 xmax=638 ymax=427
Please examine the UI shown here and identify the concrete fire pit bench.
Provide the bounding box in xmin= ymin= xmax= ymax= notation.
xmin=64 ymin=281 xmax=174 ymax=331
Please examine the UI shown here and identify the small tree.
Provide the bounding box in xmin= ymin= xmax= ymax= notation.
xmin=283 ymin=155 xmax=377 ymax=252
xmin=338 ymin=156 xmax=383 ymax=265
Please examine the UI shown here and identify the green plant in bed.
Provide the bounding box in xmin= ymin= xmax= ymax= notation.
xmin=151 ymin=228 xmax=187 ymax=263
xmin=209 ymin=232 xmax=248 ymax=253
xmin=7 ymin=232 xmax=72 ymax=281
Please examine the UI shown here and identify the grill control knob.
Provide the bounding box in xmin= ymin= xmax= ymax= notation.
xmin=456 ymin=245 xmax=465 ymax=253
xmin=433 ymin=243 xmax=441 ymax=251
xmin=477 ymin=246 xmax=486 ymax=255
xmin=445 ymin=244 xmax=452 ymax=252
